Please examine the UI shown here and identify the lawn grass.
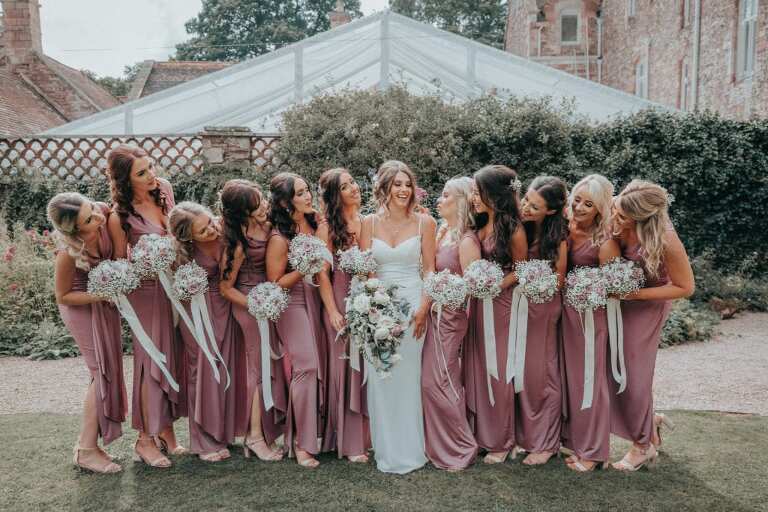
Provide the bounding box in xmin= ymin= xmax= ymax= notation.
xmin=1 ymin=411 xmax=766 ymax=511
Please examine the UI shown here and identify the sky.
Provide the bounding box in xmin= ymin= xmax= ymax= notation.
xmin=34 ymin=0 xmax=390 ymax=78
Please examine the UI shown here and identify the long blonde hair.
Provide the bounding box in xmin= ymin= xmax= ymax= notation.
xmin=616 ymin=179 xmax=671 ymax=279
xmin=373 ymin=160 xmax=417 ymax=214
xmin=439 ymin=176 xmax=474 ymax=244
xmin=46 ymin=192 xmax=94 ymax=271
xmin=169 ymin=201 xmax=214 ymax=265
xmin=569 ymin=174 xmax=614 ymax=246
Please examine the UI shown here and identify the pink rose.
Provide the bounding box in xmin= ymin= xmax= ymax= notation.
xmin=9 ymin=283 xmax=18 ymax=292
xmin=3 ymin=246 xmax=16 ymax=262
xmin=415 ymin=187 xmax=427 ymax=203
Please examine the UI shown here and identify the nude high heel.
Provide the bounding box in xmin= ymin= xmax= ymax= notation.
xmin=612 ymin=445 xmax=658 ymax=472
xmin=73 ymin=444 xmax=122 ymax=474
xmin=132 ymin=438 xmax=172 ymax=468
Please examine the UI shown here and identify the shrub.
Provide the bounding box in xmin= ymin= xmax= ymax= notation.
xmin=660 ymin=299 xmax=720 ymax=348
xmin=690 ymin=251 xmax=768 ymax=317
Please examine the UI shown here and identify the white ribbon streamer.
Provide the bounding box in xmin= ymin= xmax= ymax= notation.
xmin=607 ymin=297 xmax=628 ymax=393
xmin=115 ymin=295 xmax=179 ymax=392
xmin=158 ymin=271 xmax=222 ymax=385
xmin=191 ymin=294 xmax=231 ymax=390
xmin=506 ymin=287 xmax=529 ymax=392
xmin=256 ymin=319 xmax=274 ymax=411
xmin=482 ymin=297 xmax=498 ymax=406
xmin=433 ymin=304 xmax=460 ymax=401
xmin=580 ymin=308 xmax=596 ymax=410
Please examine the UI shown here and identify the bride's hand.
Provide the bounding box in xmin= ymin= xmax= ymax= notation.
xmin=412 ymin=306 xmax=429 ymax=339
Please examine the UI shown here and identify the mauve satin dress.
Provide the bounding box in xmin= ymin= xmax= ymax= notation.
xmin=177 ymin=241 xmax=237 ymax=454
xmin=463 ymin=232 xmax=516 ymax=453
xmin=610 ymin=239 xmax=672 ymax=445
xmin=231 ymin=235 xmax=286 ymax=444
xmin=124 ymin=179 xmax=187 ymax=435
xmin=58 ymin=202 xmax=127 ymax=445
xmin=514 ymin=241 xmax=563 ymax=455
xmin=421 ymin=241 xmax=478 ymax=469
xmin=560 ymin=238 xmax=610 ymax=462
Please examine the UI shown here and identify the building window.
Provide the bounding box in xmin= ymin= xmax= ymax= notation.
xmin=635 ymin=60 xmax=648 ymax=98
xmin=737 ymin=0 xmax=758 ymax=79
xmin=680 ymin=61 xmax=690 ymax=111
xmin=561 ymin=11 xmax=579 ymax=44
xmin=628 ymin=0 xmax=637 ymax=17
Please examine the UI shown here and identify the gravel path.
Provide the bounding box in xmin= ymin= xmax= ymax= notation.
xmin=1 ymin=313 xmax=766 ymax=416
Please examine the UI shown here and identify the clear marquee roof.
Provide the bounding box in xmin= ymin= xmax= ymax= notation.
xmin=46 ymin=10 xmax=669 ymax=135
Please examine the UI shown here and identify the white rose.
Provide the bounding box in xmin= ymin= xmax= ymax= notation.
xmin=378 ymin=316 xmax=395 ymax=329
xmin=365 ymin=278 xmax=380 ymax=290
xmin=374 ymin=327 xmax=390 ymax=340
xmin=373 ymin=291 xmax=391 ymax=305
xmin=353 ymin=294 xmax=371 ymax=313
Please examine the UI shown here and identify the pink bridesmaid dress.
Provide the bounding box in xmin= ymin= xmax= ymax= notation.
xmin=560 ymin=239 xmax=610 ymax=462
xmin=610 ymin=240 xmax=672 ymax=445
xmin=270 ymin=230 xmax=327 ymax=456
xmin=321 ymin=250 xmax=370 ymax=457
xmin=177 ymin=240 xmax=237 ymax=454
xmin=231 ymin=235 xmax=286 ymax=444
xmin=58 ymin=202 xmax=128 ymax=445
xmin=463 ymin=233 xmax=516 ymax=453
xmin=421 ymin=241 xmax=478 ymax=469
xmin=514 ymin=241 xmax=563 ymax=455
xmin=125 ymin=179 xmax=187 ymax=435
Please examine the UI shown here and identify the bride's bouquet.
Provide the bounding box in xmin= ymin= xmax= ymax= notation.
xmin=338 ymin=246 xmax=377 ymax=277
xmin=515 ymin=259 xmax=559 ymax=304
xmin=344 ymin=277 xmax=411 ymax=378
xmin=130 ymin=233 xmax=176 ymax=279
xmin=424 ymin=269 xmax=468 ymax=311
xmin=463 ymin=259 xmax=504 ymax=300
xmin=288 ymin=234 xmax=333 ymax=281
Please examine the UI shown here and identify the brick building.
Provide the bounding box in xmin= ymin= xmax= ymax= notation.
xmin=0 ymin=0 xmax=120 ymax=135
xmin=505 ymin=0 xmax=767 ymax=119
xmin=126 ymin=60 xmax=233 ymax=101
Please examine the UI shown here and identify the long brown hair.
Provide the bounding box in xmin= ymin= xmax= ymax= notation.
xmin=319 ymin=168 xmax=357 ymax=252
xmin=107 ymin=144 xmax=168 ymax=236
xmin=268 ymin=172 xmax=317 ymax=240
xmin=373 ymin=160 xmax=417 ymax=213
xmin=473 ymin=165 xmax=523 ymax=268
xmin=169 ymin=201 xmax=213 ymax=266
xmin=523 ymin=176 xmax=569 ymax=264
xmin=220 ymin=179 xmax=261 ymax=280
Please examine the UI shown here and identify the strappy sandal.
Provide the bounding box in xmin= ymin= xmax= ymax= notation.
xmin=243 ymin=436 xmax=283 ymax=461
xmin=199 ymin=451 xmax=225 ymax=463
xmin=73 ymin=444 xmax=122 ymax=474
xmin=155 ymin=436 xmax=189 ymax=456
xmin=483 ymin=450 xmax=510 ymax=464
xmin=612 ymin=445 xmax=658 ymax=472
xmin=132 ymin=439 xmax=171 ymax=468
xmin=566 ymin=457 xmax=608 ymax=473
xmin=294 ymin=443 xmax=320 ymax=469
xmin=217 ymin=448 xmax=231 ymax=460
xmin=653 ymin=413 xmax=675 ymax=448
xmin=522 ymin=451 xmax=557 ymax=466
xmin=347 ymin=454 xmax=369 ymax=463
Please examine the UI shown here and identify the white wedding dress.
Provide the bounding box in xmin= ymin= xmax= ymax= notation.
xmin=366 ymin=218 xmax=428 ymax=474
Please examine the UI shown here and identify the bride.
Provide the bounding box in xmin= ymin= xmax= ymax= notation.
xmin=359 ymin=160 xmax=436 ymax=474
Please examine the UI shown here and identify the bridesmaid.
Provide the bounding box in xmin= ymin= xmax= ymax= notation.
xmin=219 ymin=180 xmax=285 ymax=461
xmin=169 ymin=202 xmax=237 ymax=462
xmin=422 ymin=177 xmax=479 ymax=471
xmin=316 ymin=168 xmax=370 ymax=463
xmin=610 ymin=180 xmax=694 ymax=471
xmin=106 ymin=145 xmax=186 ymax=468
xmin=49 ymin=193 xmax=127 ymax=474
xmin=516 ymin=176 xmax=568 ymax=465
xmin=560 ymin=174 xmax=619 ymax=472
xmin=463 ymin=165 xmax=528 ymax=464
xmin=265 ymin=172 xmax=327 ymax=469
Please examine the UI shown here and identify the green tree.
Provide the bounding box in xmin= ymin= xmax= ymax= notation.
xmin=81 ymin=63 xmax=142 ymax=99
xmin=174 ymin=0 xmax=363 ymax=62
xmin=391 ymin=0 xmax=508 ymax=49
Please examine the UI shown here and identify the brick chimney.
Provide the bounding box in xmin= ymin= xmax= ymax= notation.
xmin=0 ymin=0 xmax=43 ymax=66
xmin=329 ymin=0 xmax=351 ymax=29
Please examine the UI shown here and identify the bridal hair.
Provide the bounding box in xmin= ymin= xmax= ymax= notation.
xmin=373 ymin=160 xmax=417 ymax=214
xmin=568 ymin=174 xmax=613 ymax=246
xmin=616 ymin=179 xmax=671 ymax=279
xmin=268 ymin=172 xmax=317 ymax=240
xmin=107 ymin=144 xmax=168 ymax=237
xmin=169 ymin=201 xmax=213 ymax=266
xmin=319 ymin=167 xmax=357 ymax=252
xmin=47 ymin=192 xmax=96 ymax=271
xmin=220 ymin=179 xmax=261 ymax=280
xmin=440 ymin=176 xmax=474 ymax=244
xmin=473 ymin=165 xmax=522 ymax=268
xmin=523 ymin=176 xmax=569 ymax=264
